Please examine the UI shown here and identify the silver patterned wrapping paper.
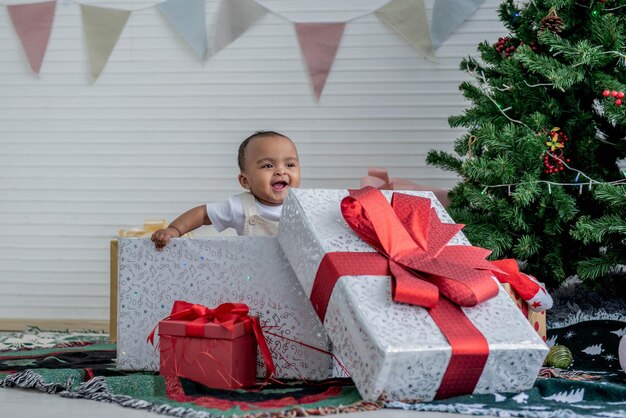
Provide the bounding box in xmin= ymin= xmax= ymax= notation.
xmin=277 ymin=189 xmax=549 ymax=402
xmin=116 ymin=236 xmax=343 ymax=380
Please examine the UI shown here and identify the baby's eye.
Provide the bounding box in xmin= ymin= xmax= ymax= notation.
xmin=262 ymin=163 xmax=273 ymax=169
xmin=287 ymin=162 xmax=297 ymax=168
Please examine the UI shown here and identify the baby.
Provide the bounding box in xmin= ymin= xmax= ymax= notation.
xmin=151 ymin=131 xmax=300 ymax=249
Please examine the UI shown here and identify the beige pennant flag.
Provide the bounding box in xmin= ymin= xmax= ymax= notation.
xmin=80 ymin=4 xmax=131 ymax=80
xmin=213 ymin=0 xmax=267 ymax=57
xmin=375 ymin=0 xmax=434 ymax=61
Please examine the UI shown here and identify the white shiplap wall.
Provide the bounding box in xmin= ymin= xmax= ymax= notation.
xmin=0 ymin=0 xmax=507 ymax=322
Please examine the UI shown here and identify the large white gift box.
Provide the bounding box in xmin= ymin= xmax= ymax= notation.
xmin=116 ymin=236 xmax=343 ymax=379
xmin=277 ymin=188 xmax=548 ymax=402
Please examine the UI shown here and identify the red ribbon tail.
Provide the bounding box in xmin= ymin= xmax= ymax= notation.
xmin=249 ymin=316 xmax=276 ymax=379
xmin=390 ymin=261 xmax=438 ymax=308
xmin=147 ymin=324 xmax=158 ymax=345
xmin=429 ymin=297 xmax=489 ymax=399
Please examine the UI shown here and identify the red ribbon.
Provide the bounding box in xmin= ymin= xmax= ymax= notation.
xmin=310 ymin=187 xmax=501 ymax=399
xmin=148 ymin=301 xmax=276 ymax=379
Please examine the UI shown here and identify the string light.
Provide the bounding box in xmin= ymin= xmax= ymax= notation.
xmin=480 ymin=178 xmax=626 ymax=195
xmin=480 ymin=153 xmax=626 ymax=194
xmin=606 ymin=4 xmax=626 ymax=12
xmin=466 ymin=63 xmax=535 ymax=129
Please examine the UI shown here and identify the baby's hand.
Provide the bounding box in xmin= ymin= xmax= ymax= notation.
xmin=151 ymin=227 xmax=180 ymax=250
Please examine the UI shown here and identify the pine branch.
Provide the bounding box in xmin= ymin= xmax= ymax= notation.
xmin=511 ymin=180 xmax=541 ymax=206
xmin=577 ymin=254 xmax=625 ymax=281
xmin=591 ymin=12 xmax=623 ymax=50
xmin=513 ymin=45 xmax=585 ymax=90
xmin=514 ymin=234 xmax=542 ymax=259
xmin=538 ymin=31 xmax=612 ymax=69
xmin=572 ymin=214 xmax=626 ymax=243
xmin=594 ymin=184 xmax=626 ymax=207
xmin=425 ymin=150 xmax=463 ymax=174
xmin=463 ymin=156 xmax=517 ymax=184
xmin=543 ymin=250 xmax=566 ymax=280
xmin=550 ymin=0 xmax=572 ymax=8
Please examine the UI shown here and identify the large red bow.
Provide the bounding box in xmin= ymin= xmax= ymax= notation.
xmin=344 ymin=187 xmax=499 ymax=307
xmin=148 ymin=301 xmax=275 ymax=379
xmin=310 ymin=187 xmax=502 ymax=399
xmin=311 ymin=187 xmax=500 ymax=320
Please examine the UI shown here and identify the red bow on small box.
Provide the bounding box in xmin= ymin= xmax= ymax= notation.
xmin=311 ymin=187 xmax=501 ymax=399
xmin=148 ymin=301 xmax=276 ymax=379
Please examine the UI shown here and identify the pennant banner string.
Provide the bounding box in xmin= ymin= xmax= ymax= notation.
xmin=254 ymin=0 xmax=393 ymax=24
xmin=0 ymin=0 xmax=484 ymax=97
xmin=0 ymin=0 xmax=394 ymax=22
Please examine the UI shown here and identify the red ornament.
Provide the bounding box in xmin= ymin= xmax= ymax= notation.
xmin=603 ymin=89 xmax=610 ymax=97
xmin=493 ymin=37 xmax=527 ymax=59
xmin=611 ymin=90 xmax=619 ymax=97
xmin=542 ymin=127 xmax=570 ymax=175
xmin=619 ymin=92 xmax=625 ymax=99
xmin=617 ymin=99 xmax=623 ymax=106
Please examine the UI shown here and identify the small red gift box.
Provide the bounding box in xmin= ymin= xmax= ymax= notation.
xmin=159 ymin=319 xmax=257 ymax=389
xmin=151 ymin=301 xmax=275 ymax=390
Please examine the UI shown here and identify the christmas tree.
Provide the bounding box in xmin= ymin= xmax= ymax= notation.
xmin=427 ymin=0 xmax=626 ymax=290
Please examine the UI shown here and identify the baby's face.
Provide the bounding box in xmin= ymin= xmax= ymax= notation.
xmin=238 ymin=135 xmax=301 ymax=206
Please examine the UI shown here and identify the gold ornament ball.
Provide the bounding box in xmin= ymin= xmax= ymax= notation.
xmin=545 ymin=345 xmax=573 ymax=369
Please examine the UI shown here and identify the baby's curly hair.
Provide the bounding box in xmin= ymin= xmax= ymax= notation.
xmin=237 ymin=131 xmax=292 ymax=170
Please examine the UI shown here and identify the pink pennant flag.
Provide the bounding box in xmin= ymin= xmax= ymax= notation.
xmin=8 ymin=1 xmax=57 ymax=74
xmin=295 ymin=23 xmax=345 ymax=101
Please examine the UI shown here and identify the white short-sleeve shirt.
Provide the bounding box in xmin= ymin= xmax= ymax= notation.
xmin=206 ymin=194 xmax=283 ymax=235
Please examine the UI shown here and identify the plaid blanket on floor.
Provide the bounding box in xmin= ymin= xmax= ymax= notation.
xmin=2 ymin=317 xmax=626 ymax=418
xmin=0 ymin=335 xmax=375 ymax=417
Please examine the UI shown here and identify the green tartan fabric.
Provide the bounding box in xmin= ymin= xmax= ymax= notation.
xmin=0 ymin=343 xmax=373 ymax=417
xmin=2 ymin=320 xmax=626 ymax=417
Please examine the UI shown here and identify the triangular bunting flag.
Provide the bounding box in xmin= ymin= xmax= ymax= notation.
xmin=375 ymin=0 xmax=434 ymax=60
xmin=8 ymin=1 xmax=57 ymax=74
xmin=213 ymin=0 xmax=267 ymax=57
xmin=295 ymin=23 xmax=345 ymax=101
xmin=81 ymin=5 xmax=131 ymax=80
xmin=431 ymin=0 xmax=485 ymax=49
xmin=158 ymin=0 xmax=207 ymax=60
xmin=213 ymin=0 xmax=267 ymax=54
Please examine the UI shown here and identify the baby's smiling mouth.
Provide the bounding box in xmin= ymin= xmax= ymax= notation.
xmin=272 ymin=181 xmax=288 ymax=191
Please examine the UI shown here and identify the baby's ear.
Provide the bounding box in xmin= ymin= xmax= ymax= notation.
xmin=238 ymin=173 xmax=250 ymax=190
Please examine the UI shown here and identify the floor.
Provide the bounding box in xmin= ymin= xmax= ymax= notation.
xmin=0 ymin=387 xmax=493 ymax=418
